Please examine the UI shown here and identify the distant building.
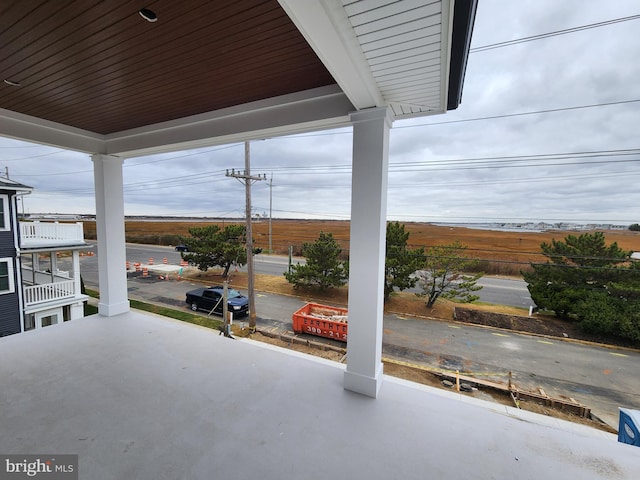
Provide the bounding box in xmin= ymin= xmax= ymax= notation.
xmin=0 ymin=178 xmax=89 ymax=337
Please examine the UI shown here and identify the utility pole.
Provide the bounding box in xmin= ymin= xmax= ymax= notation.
xmin=268 ymin=174 xmax=273 ymax=254
xmin=222 ymin=280 xmax=232 ymax=337
xmin=226 ymin=141 xmax=266 ymax=331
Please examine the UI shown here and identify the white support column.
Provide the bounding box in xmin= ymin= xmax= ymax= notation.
xmin=92 ymin=154 xmax=130 ymax=316
xmin=72 ymin=250 xmax=80 ymax=289
xmin=344 ymin=107 xmax=392 ymax=398
xmin=70 ymin=303 xmax=84 ymax=320
xmin=32 ymin=253 xmax=39 ymax=281
xmin=50 ymin=251 xmax=57 ymax=283
xmin=70 ymin=250 xmax=84 ymax=320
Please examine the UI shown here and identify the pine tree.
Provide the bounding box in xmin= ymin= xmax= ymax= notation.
xmin=284 ymin=232 xmax=348 ymax=290
xmin=178 ymin=224 xmax=247 ymax=276
xmin=523 ymin=232 xmax=640 ymax=341
xmin=384 ymin=221 xmax=425 ymax=301
xmin=523 ymin=232 xmax=629 ymax=318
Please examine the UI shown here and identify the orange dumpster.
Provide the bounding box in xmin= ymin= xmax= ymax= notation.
xmin=292 ymin=303 xmax=348 ymax=342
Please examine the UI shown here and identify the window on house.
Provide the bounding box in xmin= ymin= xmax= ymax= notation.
xmin=0 ymin=195 xmax=7 ymax=230
xmin=0 ymin=259 xmax=15 ymax=294
xmin=24 ymin=314 xmax=35 ymax=331
xmin=41 ymin=314 xmax=59 ymax=327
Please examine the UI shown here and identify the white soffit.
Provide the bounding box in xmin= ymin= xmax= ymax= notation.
xmin=279 ymin=0 xmax=453 ymax=119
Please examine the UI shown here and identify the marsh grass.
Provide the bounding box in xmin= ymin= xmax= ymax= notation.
xmin=82 ymin=219 xmax=640 ymax=277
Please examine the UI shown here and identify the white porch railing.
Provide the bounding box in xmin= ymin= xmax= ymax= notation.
xmin=19 ymin=221 xmax=85 ymax=248
xmin=24 ymin=280 xmax=75 ymax=306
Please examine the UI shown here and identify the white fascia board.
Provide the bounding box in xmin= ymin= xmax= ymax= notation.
xmin=105 ymin=85 xmax=354 ymax=158
xmin=19 ymin=244 xmax=89 ymax=253
xmin=439 ymin=0 xmax=454 ymax=113
xmin=4 ymin=187 xmax=33 ymax=194
xmin=278 ymin=0 xmax=383 ymax=110
xmin=0 ymin=108 xmax=105 ymax=154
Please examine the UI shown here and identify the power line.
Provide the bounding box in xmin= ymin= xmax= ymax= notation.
xmin=391 ymin=148 xmax=640 ymax=167
xmin=125 ymin=143 xmax=242 ymax=166
xmin=470 ymin=14 xmax=640 ymax=53
xmin=0 ymin=150 xmax=77 ymax=161
xmin=150 ymin=148 xmax=640 ymax=187
xmin=395 ymin=99 xmax=640 ymax=128
xmin=389 ymin=169 xmax=640 ymax=189
xmin=22 ymin=148 xmax=640 ymax=196
xmin=10 ymin=98 xmax=640 ymax=181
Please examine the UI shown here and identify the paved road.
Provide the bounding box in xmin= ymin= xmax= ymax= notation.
xmin=80 ymin=243 xmax=640 ymax=427
xmin=241 ymin=253 xmax=537 ymax=308
xmin=380 ymin=311 xmax=640 ymax=427
xmin=476 ymin=276 xmax=534 ymax=309
xmin=81 ymin=242 xmax=533 ymax=308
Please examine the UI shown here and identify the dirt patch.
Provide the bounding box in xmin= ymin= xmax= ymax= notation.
xmin=247 ymin=331 xmax=616 ymax=434
xmin=455 ymin=307 xmax=569 ymax=334
xmin=250 ymin=331 xmax=345 ymax=362
xmin=453 ymin=307 xmax=640 ymax=349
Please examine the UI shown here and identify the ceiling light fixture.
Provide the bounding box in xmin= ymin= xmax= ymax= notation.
xmin=4 ymin=79 xmax=21 ymax=86
xmin=139 ymin=8 xmax=157 ymax=22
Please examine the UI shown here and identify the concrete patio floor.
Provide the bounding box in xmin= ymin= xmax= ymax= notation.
xmin=1 ymin=311 xmax=639 ymax=479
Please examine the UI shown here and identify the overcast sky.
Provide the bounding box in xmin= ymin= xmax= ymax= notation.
xmin=2 ymin=0 xmax=640 ymax=224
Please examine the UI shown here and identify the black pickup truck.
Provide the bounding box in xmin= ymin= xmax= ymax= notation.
xmin=185 ymin=286 xmax=249 ymax=317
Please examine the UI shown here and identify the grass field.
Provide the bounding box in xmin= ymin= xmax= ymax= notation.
xmin=82 ymin=219 xmax=640 ymax=276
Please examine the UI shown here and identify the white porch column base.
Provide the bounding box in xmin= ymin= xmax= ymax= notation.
xmin=70 ymin=301 xmax=85 ymax=321
xmin=92 ymin=154 xmax=130 ymax=317
xmin=344 ymin=362 xmax=384 ymax=398
xmin=344 ymin=107 xmax=392 ymax=398
xmin=97 ymin=300 xmax=130 ymax=317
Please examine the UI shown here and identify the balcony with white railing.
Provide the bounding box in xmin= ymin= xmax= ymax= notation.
xmin=19 ymin=221 xmax=85 ymax=248
xmin=23 ymin=279 xmax=76 ymax=306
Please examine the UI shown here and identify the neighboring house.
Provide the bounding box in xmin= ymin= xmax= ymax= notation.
xmin=632 ymin=252 xmax=640 ymax=261
xmin=0 ymin=178 xmax=89 ymax=337
xmin=0 ymin=178 xmax=26 ymax=333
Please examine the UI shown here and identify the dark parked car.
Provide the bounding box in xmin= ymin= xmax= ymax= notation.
xmin=175 ymin=244 xmax=189 ymax=252
xmin=185 ymin=286 xmax=249 ymax=317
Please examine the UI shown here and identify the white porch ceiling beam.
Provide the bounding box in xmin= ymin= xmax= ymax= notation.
xmin=105 ymin=86 xmax=354 ymax=158
xmin=278 ymin=0 xmax=383 ymax=110
xmin=0 ymin=86 xmax=354 ymax=158
xmin=0 ymin=108 xmax=105 ymax=154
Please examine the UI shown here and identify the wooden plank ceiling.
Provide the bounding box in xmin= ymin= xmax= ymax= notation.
xmin=0 ymin=0 xmax=335 ymax=135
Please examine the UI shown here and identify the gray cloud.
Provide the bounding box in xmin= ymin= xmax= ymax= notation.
xmin=2 ymin=0 xmax=639 ymax=225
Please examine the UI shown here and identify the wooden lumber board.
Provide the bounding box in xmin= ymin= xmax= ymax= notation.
xmin=436 ymin=371 xmax=511 ymax=392
xmin=511 ymin=388 xmax=590 ymax=417
xmin=434 ymin=371 xmax=590 ymax=417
